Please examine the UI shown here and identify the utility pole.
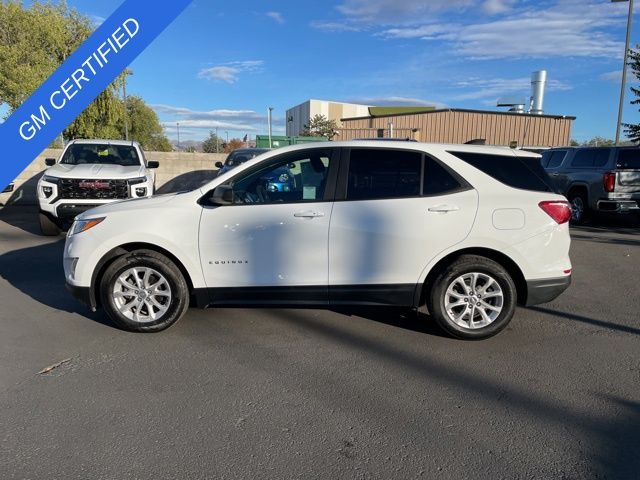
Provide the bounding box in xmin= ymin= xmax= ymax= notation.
xmin=122 ymin=71 xmax=131 ymax=141
xmin=215 ymin=127 xmax=219 ymax=153
xmin=613 ymin=0 xmax=634 ymax=145
xmin=268 ymin=107 xmax=274 ymax=148
xmin=177 ymin=122 xmax=181 ymax=150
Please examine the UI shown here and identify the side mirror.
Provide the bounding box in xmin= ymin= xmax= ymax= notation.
xmin=215 ymin=161 xmax=223 ymax=169
xmin=147 ymin=161 xmax=159 ymax=169
xmin=209 ymin=185 xmax=234 ymax=205
xmin=45 ymin=158 xmax=56 ymax=166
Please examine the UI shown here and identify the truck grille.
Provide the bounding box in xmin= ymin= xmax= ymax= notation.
xmin=58 ymin=179 xmax=129 ymax=200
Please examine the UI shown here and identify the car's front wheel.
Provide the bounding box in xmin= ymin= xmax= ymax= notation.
xmin=427 ymin=255 xmax=517 ymax=340
xmin=100 ymin=250 xmax=190 ymax=332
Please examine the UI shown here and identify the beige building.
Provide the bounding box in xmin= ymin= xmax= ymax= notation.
xmin=286 ymin=100 xmax=372 ymax=136
xmin=335 ymin=108 xmax=575 ymax=148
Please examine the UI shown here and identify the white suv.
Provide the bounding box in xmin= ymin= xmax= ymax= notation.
xmin=38 ymin=139 xmax=157 ymax=235
xmin=63 ymin=141 xmax=572 ymax=339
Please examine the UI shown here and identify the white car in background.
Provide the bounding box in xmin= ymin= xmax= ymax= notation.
xmin=38 ymin=139 xmax=158 ymax=235
xmin=63 ymin=141 xmax=572 ymax=340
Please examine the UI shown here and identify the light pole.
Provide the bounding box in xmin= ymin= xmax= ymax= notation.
xmin=122 ymin=69 xmax=132 ymax=141
xmin=176 ymin=122 xmax=181 ymax=150
xmin=215 ymin=127 xmax=219 ymax=153
xmin=613 ymin=0 xmax=634 ymax=145
xmin=225 ymin=131 xmax=229 ymax=143
xmin=268 ymin=107 xmax=274 ymax=148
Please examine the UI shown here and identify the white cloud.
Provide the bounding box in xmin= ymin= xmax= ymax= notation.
xmin=599 ymin=68 xmax=636 ymax=83
xmin=452 ymin=76 xmax=572 ymax=101
xmin=266 ymin=11 xmax=284 ymax=24
xmin=344 ymin=96 xmax=447 ymax=108
xmin=197 ymin=60 xmax=264 ymax=84
xmin=482 ymin=0 xmax=514 ymax=15
xmin=310 ymin=21 xmax=363 ymax=32
xmin=323 ymin=1 xmax=629 ymax=60
xmin=152 ymin=104 xmax=284 ymax=134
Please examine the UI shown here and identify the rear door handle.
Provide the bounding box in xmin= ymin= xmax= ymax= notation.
xmin=293 ymin=211 xmax=325 ymax=218
xmin=428 ymin=204 xmax=460 ymax=213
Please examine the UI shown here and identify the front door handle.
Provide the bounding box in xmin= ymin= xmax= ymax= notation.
xmin=293 ymin=211 xmax=325 ymax=218
xmin=428 ymin=204 xmax=460 ymax=213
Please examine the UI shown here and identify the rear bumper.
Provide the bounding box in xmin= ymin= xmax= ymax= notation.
xmin=597 ymin=199 xmax=640 ymax=213
xmin=525 ymin=276 xmax=571 ymax=306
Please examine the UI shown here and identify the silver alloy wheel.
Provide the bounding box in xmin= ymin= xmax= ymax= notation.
xmin=570 ymin=196 xmax=584 ymax=222
xmin=112 ymin=267 xmax=172 ymax=323
xmin=444 ymin=272 xmax=504 ymax=329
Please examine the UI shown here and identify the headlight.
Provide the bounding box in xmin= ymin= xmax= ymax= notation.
xmin=69 ymin=217 xmax=105 ymax=236
xmin=42 ymin=175 xmax=59 ymax=184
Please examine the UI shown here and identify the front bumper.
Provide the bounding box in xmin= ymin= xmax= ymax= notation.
xmin=525 ymin=276 xmax=571 ymax=306
xmin=65 ymin=281 xmax=96 ymax=311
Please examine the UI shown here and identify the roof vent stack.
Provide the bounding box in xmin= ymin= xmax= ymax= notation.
xmin=530 ymin=70 xmax=547 ymax=115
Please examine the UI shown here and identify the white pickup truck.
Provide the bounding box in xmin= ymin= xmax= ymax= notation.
xmin=38 ymin=139 xmax=158 ymax=235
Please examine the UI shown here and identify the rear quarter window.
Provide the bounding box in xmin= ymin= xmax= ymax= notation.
xmin=617 ymin=149 xmax=640 ymax=169
xmin=448 ymin=151 xmax=553 ymax=192
xmin=571 ymin=149 xmax=610 ymax=168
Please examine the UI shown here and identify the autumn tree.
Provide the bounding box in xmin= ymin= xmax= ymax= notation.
xmin=224 ymin=138 xmax=245 ymax=153
xmin=302 ymin=114 xmax=339 ymax=139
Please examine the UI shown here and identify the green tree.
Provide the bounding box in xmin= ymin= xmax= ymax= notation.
xmin=120 ymin=96 xmax=171 ymax=151
xmin=581 ymin=136 xmax=615 ymax=147
xmin=302 ymin=114 xmax=339 ymax=139
xmin=202 ymin=131 xmax=222 ymax=153
xmin=0 ymin=1 xmax=124 ymax=139
xmin=624 ymin=45 xmax=640 ymax=143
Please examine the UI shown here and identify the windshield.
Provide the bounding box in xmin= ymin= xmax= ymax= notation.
xmin=60 ymin=144 xmax=141 ymax=167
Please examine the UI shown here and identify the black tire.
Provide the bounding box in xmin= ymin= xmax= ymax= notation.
xmin=427 ymin=255 xmax=517 ymax=340
xmin=568 ymin=190 xmax=589 ymax=225
xmin=100 ymin=250 xmax=189 ymax=332
xmin=39 ymin=212 xmax=61 ymax=236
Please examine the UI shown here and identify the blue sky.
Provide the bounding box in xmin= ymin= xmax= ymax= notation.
xmin=32 ymin=0 xmax=640 ymax=142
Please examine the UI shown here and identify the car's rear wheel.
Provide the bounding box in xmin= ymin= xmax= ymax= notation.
xmin=100 ymin=250 xmax=189 ymax=332
xmin=427 ymin=255 xmax=517 ymax=340
xmin=39 ymin=212 xmax=61 ymax=236
xmin=568 ymin=191 xmax=589 ymax=224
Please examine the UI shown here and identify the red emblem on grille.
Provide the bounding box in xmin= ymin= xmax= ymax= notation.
xmin=78 ymin=181 xmax=110 ymax=189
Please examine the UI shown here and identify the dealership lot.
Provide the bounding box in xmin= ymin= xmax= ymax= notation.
xmin=0 ymin=206 xmax=639 ymax=479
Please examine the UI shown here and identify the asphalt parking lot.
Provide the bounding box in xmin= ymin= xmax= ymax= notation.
xmin=0 ymin=206 xmax=639 ymax=479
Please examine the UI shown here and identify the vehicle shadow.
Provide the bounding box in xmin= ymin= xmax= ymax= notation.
xmin=263 ymin=308 xmax=640 ymax=479
xmin=0 ymin=172 xmax=45 ymax=235
xmin=529 ymin=306 xmax=640 ymax=336
xmin=330 ymin=306 xmax=447 ymax=337
xmin=0 ymin=238 xmax=112 ymax=327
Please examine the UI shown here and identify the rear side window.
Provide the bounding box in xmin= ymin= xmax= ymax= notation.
xmin=545 ymin=150 xmax=567 ymax=169
xmin=571 ymin=149 xmax=610 ymax=168
xmin=449 ymin=151 xmax=553 ymax=192
xmin=347 ymin=149 xmax=422 ymax=200
xmin=617 ymin=149 xmax=640 ymax=169
xmin=423 ymin=157 xmax=465 ymax=196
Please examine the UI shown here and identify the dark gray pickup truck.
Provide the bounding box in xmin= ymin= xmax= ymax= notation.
xmin=541 ymin=146 xmax=640 ymax=223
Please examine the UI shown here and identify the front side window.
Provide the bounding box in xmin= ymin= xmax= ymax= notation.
xmin=60 ymin=144 xmax=141 ymax=167
xmin=230 ymin=150 xmax=332 ymax=204
xmin=347 ymin=149 xmax=422 ymax=200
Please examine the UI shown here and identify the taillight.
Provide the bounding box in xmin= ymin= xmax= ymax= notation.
xmin=603 ymin=172 xmax=616 ymax=193
xmin=539 ymin=200 xmax=572 ymax=224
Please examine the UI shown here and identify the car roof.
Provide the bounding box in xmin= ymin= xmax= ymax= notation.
xmin=67 ymin=139 xmax=141 ymax=147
